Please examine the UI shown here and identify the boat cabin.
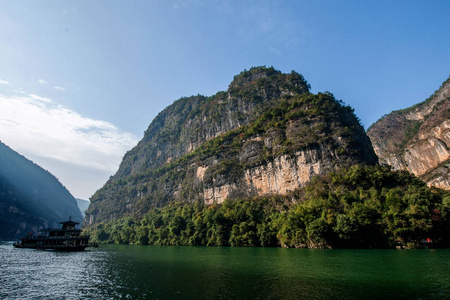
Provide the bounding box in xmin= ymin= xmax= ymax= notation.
xmin=48 ymin=220 xmax=82 ymax=237
xmin=13 ymin=218 xmax=98 ymax=251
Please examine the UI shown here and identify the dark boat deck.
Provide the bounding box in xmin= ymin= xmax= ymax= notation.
xmin=13 ymin=219 xmax=98 ymax=251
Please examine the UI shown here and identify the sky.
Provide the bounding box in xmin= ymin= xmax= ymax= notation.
xmin=0 ymin=0 xmax=449 ymax=200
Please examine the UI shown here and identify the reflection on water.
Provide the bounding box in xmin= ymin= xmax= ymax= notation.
xmin=0 ymin=241 xmax=449 ymax=299
xmin=0 ymin=241 xmax=120 ymax=299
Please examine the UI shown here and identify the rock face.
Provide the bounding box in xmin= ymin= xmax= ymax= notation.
xmin=367 ymin=77 xmax=450 ymax=189
xmin=0 ymin=141 xmax=82 ymax=240
xmin=85 ymin=67 xmax=378 ymax=226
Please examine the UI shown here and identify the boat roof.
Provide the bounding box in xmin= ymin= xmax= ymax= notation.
xmin=59 ymin=220 xmax=79 ymax=225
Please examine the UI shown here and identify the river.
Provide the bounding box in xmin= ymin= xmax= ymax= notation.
xmin=0 ymin=242 xmax=449 ymax=299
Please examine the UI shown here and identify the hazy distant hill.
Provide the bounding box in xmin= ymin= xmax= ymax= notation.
xmin=76 ymin=198 xmax=90 ymax=217
xmin=86 ymin=67 xmax=377 ymax=226
xmin=368 ymin=77 xmax=450 ymax=189
xmin=0 ymin=141 xmax=82 ymax=240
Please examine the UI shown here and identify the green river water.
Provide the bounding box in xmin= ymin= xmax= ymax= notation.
xmin=1 ymin=242 xmax=449 ymax=299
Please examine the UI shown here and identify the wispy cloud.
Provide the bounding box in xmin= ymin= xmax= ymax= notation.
xmin=54 ymin=86 xmax=65 ymax=91
xmin=0 ymin=79 xmax=10 ymax=85
xmin=38 ymin=79 xmax=47 ymax=85
xmin=29 ymin=94 xmax=52 ymax=103
xmin=0 ymin=93 xmax=139 ymax=198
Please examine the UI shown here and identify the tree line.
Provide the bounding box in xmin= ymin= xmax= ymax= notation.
xmin=88 ymin=165 xmax=449 ymax=249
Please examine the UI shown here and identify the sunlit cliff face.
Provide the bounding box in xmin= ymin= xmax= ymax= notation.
xmin=85 ymin=68 xmax=378 ymax=226
xmin=368 ymin=78 xmax=450 ymax=190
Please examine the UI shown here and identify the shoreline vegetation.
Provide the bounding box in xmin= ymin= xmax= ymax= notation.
xmin=87 ymin=165 xmax=450 ymax=249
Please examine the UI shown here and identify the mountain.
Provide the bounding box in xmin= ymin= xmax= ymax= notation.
xmin=0 ymin=141 xmax=82 ymax=240
xmin=85 ymin=67 xmax=378 ymax=226
xmin=76 ymin=198 xmax=90 ymax=217
xmin=367 ymin=77 xmax=450 ymax=189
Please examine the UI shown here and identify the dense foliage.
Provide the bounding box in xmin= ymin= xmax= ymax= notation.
xmin=88 ymin=165 xmax=449 ymax=249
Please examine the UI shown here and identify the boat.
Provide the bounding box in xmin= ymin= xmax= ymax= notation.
xmin=13 ymin=218 xmax=98 ymax=251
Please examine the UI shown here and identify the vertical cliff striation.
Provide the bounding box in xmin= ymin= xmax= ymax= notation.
xmin=86 ymin=67 xmax=377 ymax=226
xmin=367 ymin=77 xmax=450 ymax=189
xmin=115 ymin=67 xmax=310 ymax=178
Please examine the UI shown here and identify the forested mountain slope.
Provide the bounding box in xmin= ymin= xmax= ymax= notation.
xmin=90 ymin=165 xmax=450 ymax=249
xmin=368 ymin=77 xmax=450 ymax=190
xmin=0 ymin=141 xmax=82 ymax=240
xmin=86 ymin=67 xmax=378 ymax=226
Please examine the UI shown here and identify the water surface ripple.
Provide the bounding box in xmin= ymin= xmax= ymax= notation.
xmin=0 ymin=242 xmax=449 ymax=299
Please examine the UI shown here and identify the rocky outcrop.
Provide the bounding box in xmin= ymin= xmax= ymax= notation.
xmin=116 ymin=67 xmax=310 ymax=178
xmin=85 ymin=67 xmax=377 ymax=226
xmin=204 ymin=146 xmax=348 ymax=204
xmin=367 ymin=77 xmax=450 ymax=189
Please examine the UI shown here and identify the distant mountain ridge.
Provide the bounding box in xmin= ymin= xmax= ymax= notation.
xmin=0 ymin=141 xmax=82 ymax=240
xmin=367 ymin=77 xmax=450 ymax=189
xmin=76 ymin=198 xmax=90 ymax=217
xmin=85 ymin=67 xmax=378 ymax=226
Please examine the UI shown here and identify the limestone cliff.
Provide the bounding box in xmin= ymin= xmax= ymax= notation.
xmin=85 ymin=67 xmax=377 ymax=225
xmin=367 ymin=77 xmax=450 ymax=189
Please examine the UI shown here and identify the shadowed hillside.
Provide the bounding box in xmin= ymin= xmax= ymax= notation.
xmin=0 ymin=141 xmax=82 ymax=240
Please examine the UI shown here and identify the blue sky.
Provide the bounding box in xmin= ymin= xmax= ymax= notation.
xmin=0 ymin=0 xmax=449 ymax=199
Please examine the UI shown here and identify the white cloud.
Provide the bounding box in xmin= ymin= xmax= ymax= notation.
xmin=29 ymin=94 xmax=52 ymax=103
xmin=0 ymin=79 xmax=10 ymax=85
xmin=0 ymin=93 xmax=139 ymax=199
xmin=38 ymin=79 xmax=48 ymax=85
xmin=54 ymin=86 xmax=65 ymax=91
